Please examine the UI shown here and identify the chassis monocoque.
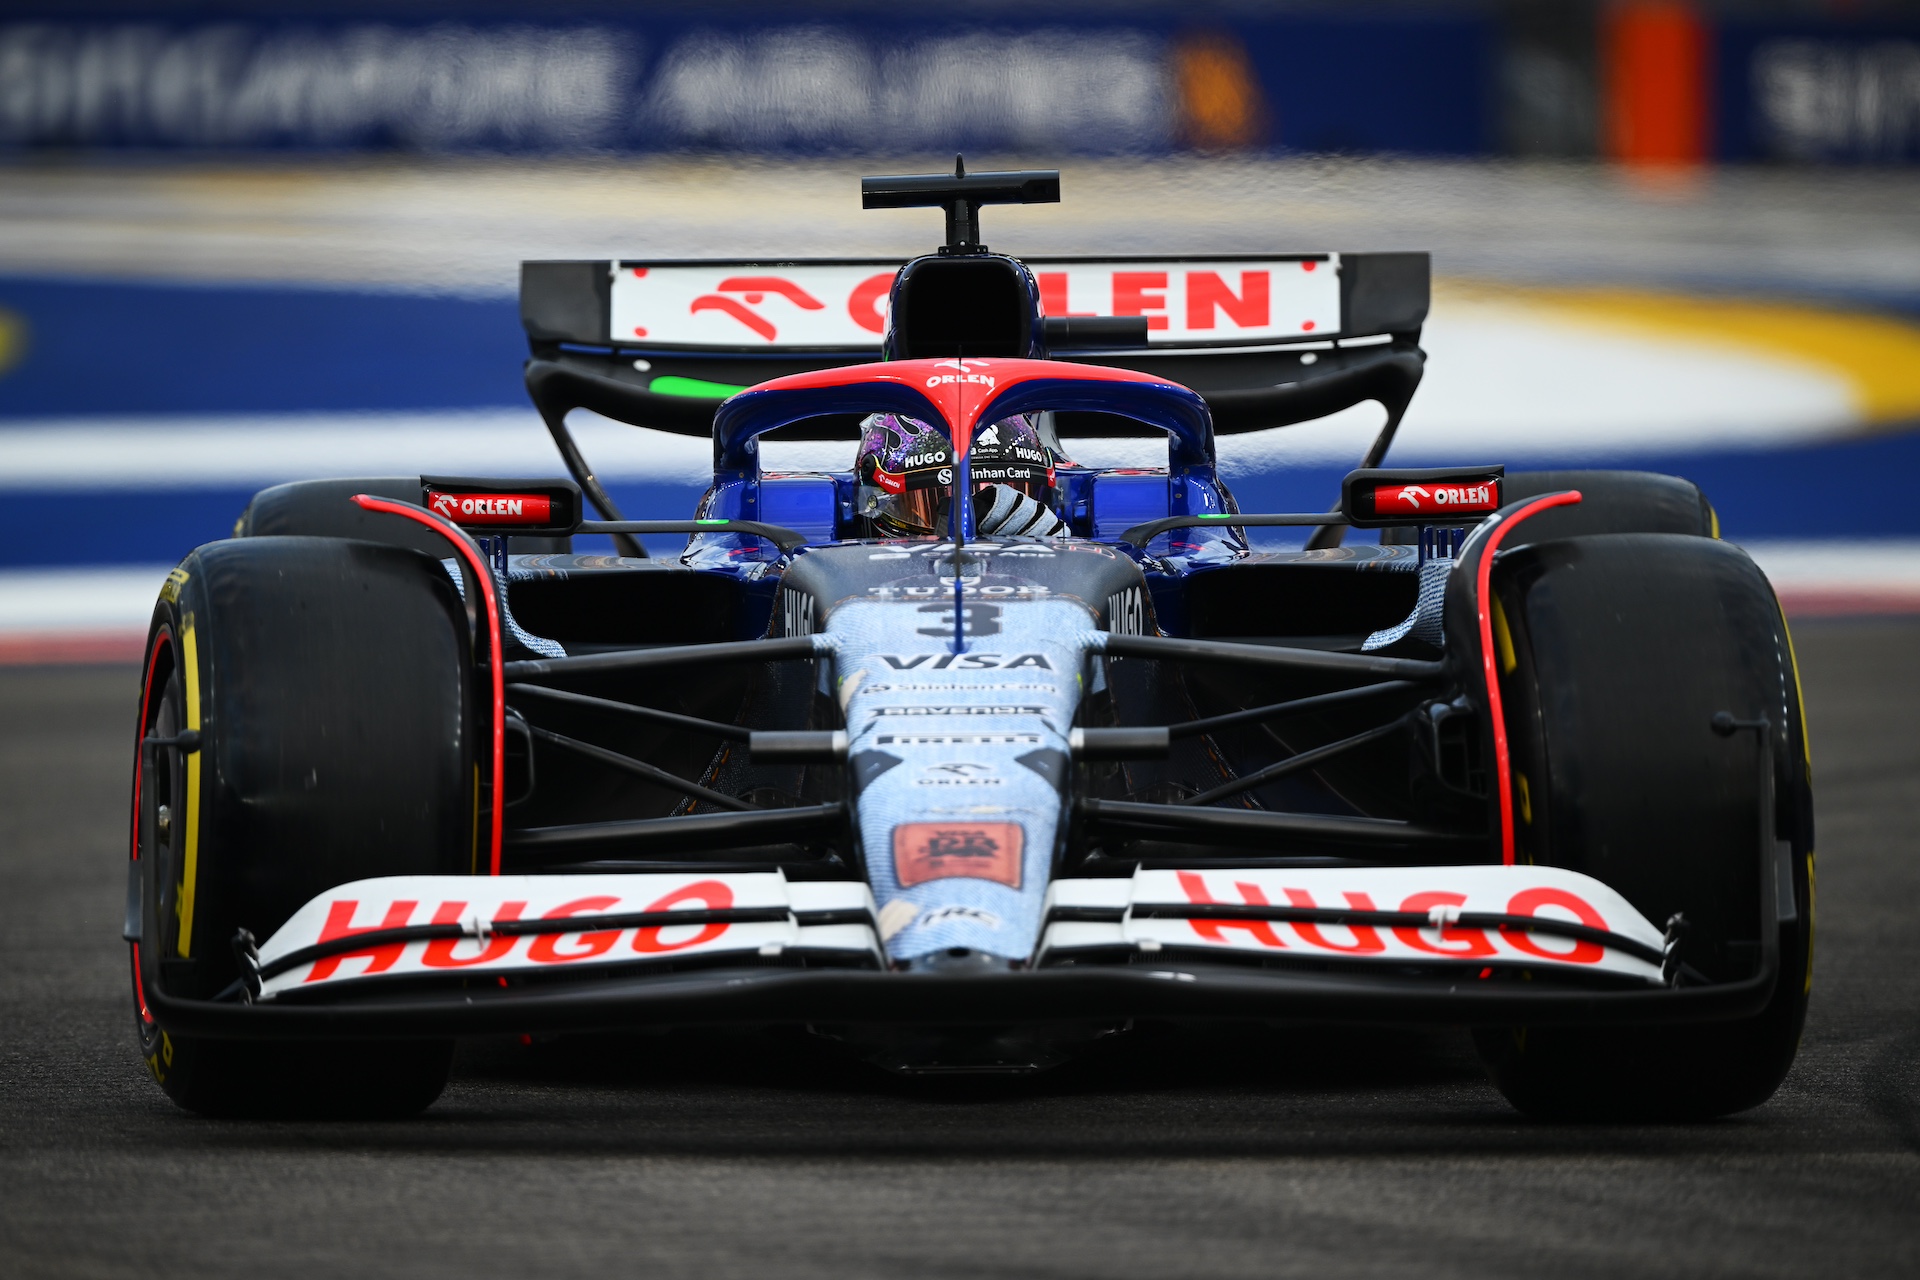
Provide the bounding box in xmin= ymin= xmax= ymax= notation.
xmin=126 ymin=166 xmax=1812 ymax=1119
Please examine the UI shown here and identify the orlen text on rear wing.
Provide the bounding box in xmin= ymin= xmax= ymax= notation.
xmin=525 ymin=255 xmax=1425 ymax=353
xmin=519 ymin=253 xmax=1428 ymax=439
xmin=526 ymin=253 xmax=1428 ymax=358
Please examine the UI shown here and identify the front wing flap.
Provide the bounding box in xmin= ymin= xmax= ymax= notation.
xmin=224 ymin=867 xmax=1689 ymax=1013
xmin=251 ymin=872 xmax=883 ymax=1001
xmin=1040 ymin=865 xmax=1670 ymax=986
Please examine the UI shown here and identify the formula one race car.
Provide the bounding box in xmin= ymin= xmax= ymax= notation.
xmin=126 ymin=163 xmax=1812 ymax=1120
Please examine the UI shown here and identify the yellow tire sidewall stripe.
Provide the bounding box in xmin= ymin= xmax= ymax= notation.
xmin=173 ymin=613 xmax=203 ymax=959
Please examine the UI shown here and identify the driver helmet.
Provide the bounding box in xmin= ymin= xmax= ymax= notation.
xmin=855 ymin=412 xmax=1062 ymax=537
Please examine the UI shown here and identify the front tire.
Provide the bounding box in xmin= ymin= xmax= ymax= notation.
xmin=130 ymin=537 xmax=475 ymax=1118
xmin=1468 ymin=533 xmax=1813 ymax=1120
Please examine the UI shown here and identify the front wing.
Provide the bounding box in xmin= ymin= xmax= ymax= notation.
xmin=139 ymin=864 xmax=1781 ymax=1038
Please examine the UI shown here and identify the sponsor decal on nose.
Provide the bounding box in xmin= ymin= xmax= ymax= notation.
xmin=893 ymin=822 xmax=1024 ymax=888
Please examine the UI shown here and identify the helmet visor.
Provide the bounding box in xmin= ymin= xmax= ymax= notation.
xmin=863 ymin=477 xmax=1054 ymax=537
xmin=856 ymin=412 xmax=1055 ymax=536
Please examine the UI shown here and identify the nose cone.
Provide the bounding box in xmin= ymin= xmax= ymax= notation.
xmin=829 ymin=593 xmax=1097 ymax=965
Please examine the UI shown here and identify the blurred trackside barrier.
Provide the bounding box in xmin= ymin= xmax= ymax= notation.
xmin=1598 ymin=2 xmax=1920 ymax=168
xmin=0 ymin=5 xmax=1913 ymax=162
xmin=0 ymin=9 xmax=1493 ymax=157
xmin=1718 ymin=18 xmax=1920 ymax=164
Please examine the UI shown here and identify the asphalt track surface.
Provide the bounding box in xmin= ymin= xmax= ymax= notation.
xmin=1 ymin=621 xmax=1916 ymax=1278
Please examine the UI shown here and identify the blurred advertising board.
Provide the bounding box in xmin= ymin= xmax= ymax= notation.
xmin=1 ymin=7 xmax=1915 ymax=163
xmin=1720 ymin=20 xmax=1920 ymax=164
xmin=0 ymin=10 xmax=1492 ymax=156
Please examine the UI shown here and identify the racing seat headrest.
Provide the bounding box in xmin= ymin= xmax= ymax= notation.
xmin=886 ymin=255 xmax=1039 ymax=361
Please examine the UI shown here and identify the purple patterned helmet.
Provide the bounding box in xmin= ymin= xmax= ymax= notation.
xmin=855 ymin=413 xmax=1058 ymax=536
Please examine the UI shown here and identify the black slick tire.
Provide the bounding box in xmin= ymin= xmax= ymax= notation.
xmin=130 ymin=537 xmax=474 ymax=1118
xmin=1469 ymin=533 xmax=1814 ymax=1120
xmin=1499 ymin=469 xmax=1718 ymax=544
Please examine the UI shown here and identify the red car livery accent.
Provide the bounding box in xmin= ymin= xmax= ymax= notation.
xmin=301 ymin=881 xmax=740 ymax=983
xmin=689 ymin=295 xmax=779 ymax=340
xmin=1173 ymin=869 xmax=1615 ymax=964
xmin=689 ymin=276 xmax=828 ymax=341
xmin=352 ymin=494 xmax=505 ymax=875
xmin=894 ymin=822 xmax=1024 ymax=889
xmin=425 ymin=491 xmax=554 ymax=525
xmin=754 ymin=357 xmax=1187 ymax=458
xmin=1473 ymin=491 xmax=1584 ymax=864
xmin=1366 ymin=482 xmax=1501 ymax=517
xmin=608 ymin=259 xmax=1338 ymax=348
xmin=1036 ymin=262 xmax=1328 ymax=335
xmin=847 ymin=271 xmax=897 ymax=333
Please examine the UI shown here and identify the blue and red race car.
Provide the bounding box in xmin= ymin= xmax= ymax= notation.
xmin=126 ymin=163 xmax=1811 ymax=1120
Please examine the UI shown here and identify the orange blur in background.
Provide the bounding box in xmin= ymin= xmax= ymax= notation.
xmin=1604 ymin=1 xmax=1711 ymax=168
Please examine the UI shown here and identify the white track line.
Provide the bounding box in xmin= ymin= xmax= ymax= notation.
xmin=1739 ymin=540 xmax=1920 ymax=617
xmin=0 ymin=411 xmax=715 ymax=489
xmin=0 ymin=565 xmax=173 ymax=664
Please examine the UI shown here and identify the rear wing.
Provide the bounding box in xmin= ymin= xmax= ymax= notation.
xmin=520 ymin=253 xmax=1428 ymax=440
xmin=523 ymin=254 xmax=1426 ymax=352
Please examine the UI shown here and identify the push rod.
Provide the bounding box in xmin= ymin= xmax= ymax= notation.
xmin=1180 ymin=719 xmax=1407 ymax=807
xmin=507 ymin=683 xmax=751 ymax=742
xmin=1097 ymin=633 xmax=1443 ymax=682
xmin=1168 ymin=680 xmax=1419 ymax=740
xmin=1081 ymin=798 xmax=1463 ymax=850
xmin=506 ymin=803 xmax=845 ymax=854
xmin=504 ymin=635 xmax=828 ymax=680
xmin=526 ymin=725 xmax=754 ymax=812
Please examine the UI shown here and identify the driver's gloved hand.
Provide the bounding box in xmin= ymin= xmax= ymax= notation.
xmin=975 ymin=483 xmax=1068 ymax=537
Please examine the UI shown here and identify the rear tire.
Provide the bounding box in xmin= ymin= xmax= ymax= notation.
xmin=1469 ymin=533 xmax=1813 ymax=1120
xmin=131 ymin=537 xmax=475 ymax=1118
xmin=1384 ymin=469 xmax=1714 ymax=547
xmin=1499 ymin=469 xmax=1717 ymax=544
